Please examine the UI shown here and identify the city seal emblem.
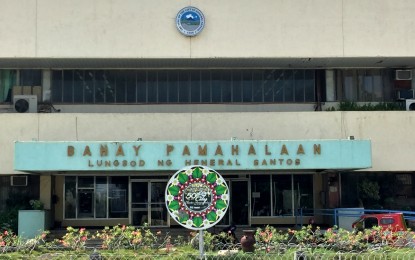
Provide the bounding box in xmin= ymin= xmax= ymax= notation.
xmin=176 ymin=6 xmax=205 ymax=37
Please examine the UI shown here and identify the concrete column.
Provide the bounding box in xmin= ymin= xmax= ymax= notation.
xmin=40 ymin=175 xmax=51 ymax=210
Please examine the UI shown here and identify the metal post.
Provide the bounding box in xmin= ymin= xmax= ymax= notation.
xmin=199 ymin=230 xmax=204 ymax=259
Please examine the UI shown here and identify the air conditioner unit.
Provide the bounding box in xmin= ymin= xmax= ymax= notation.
xmin=397 ymin=89 xmax=414 ymax=100
xmin=396 ymin=70 xmax=412 ymax=80
xmin=13 ymin=95 xmax=38 ymax=113
xmin=10 ymin=176 xmax=28 ymax=186
xmin=406 ymin=99 xmax=415 ymax=111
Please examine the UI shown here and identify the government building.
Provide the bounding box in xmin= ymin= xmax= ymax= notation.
xmin=1 ymin=0 xmax=415 ymax=229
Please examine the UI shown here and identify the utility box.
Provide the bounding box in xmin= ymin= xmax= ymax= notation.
xmin=18 ymin=210 xmax=51 ymax=239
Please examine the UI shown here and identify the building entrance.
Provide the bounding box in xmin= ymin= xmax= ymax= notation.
xmin=130 ymin=181 xmax=168 ymax=227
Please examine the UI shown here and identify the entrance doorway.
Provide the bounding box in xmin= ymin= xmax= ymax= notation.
xmin=130 ymin=181 xmax=168 ymax=226
xmin=219 ymin=180 xmax=249 ymax=226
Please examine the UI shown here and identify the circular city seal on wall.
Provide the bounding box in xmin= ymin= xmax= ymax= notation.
xmin=165 ymin=165 xmax=229 ymax=230
xmin=176 ymin=6 xmax=205 ymax=37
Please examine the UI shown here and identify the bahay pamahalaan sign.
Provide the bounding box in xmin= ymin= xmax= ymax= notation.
xmin=165 ymin=165 xmax=229 ymax=230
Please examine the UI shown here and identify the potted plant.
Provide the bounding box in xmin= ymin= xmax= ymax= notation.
xmin=18 ymin=199 xmax=51 ymax=239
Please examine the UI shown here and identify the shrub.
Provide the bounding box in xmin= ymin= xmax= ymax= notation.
xmin=255 ymin=225 xmax=289 ymax=253
xmin=96 ymin=225 xmax=143 ymax=250
xmin=59 ymin=227 xmax=89 ymax=251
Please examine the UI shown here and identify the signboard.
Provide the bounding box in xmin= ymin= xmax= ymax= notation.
xmin=165 ymin=165 xmax=229 ymax=230
xmin=14 ymin=140 xmax=372 ymax=172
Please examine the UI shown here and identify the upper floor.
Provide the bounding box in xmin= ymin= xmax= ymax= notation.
xmin=1 ymin=68 xmax=414 ymax=113
xmin=1 ymin=0 xmax=415 ymax=62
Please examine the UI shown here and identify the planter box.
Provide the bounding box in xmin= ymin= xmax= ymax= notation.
xmin=18 ymin=210 xmax=51 ymax=239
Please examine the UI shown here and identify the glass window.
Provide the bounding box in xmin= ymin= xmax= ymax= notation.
xmin=84 ymin=70 xmax=95 ymax=103
xmin=78 ymin=176 xmax=94 ymax=188
xmin=272 ymin=175 xmax=292 ymax=216
xmin=242 ymin=71 xmax=252 ymax=102
xmin=274 ymin=70 xmax=284 ymax=102
xmin=109 ymin=176 xmax=128 ymax=218
xmin=168 ymin=71 xmax=178 ymax=102
xmin=201 ymin=71 xmax=211 ymax=102
xmin=73 ymin=70 xmax=85 ymax=103
xmin=232 ymin=71 xmax=242 ymax=102
xmin=104 ymin=71 xmax=116 ymax=103
xmin=137 ymin=71 xmax=146 ymax=103
xmin=63 ymin=70 xmax=73 ymax=103
xmin=251 ymin=175 xmax=271 ymax=216
xmin=116 ymin=71 xmax=127 ymax=103
xmin=304 ymin=70 xmax=315 ymax=102
xmin=293 ymin=175 xmax=313 ymax=212
xmin=190 ymin=71 xmax=201 ymax=103
xmin=51 ymin=70 xmax=63 ymax=103
xmin=20 ymin=69 xmax=41 ymax=86
xmin=95 ymin=71 xmax=105 ymax=103
xmin=125 ymin=71 xmax=137 ymax=103
xmin=64 ymin=176 xmax=128 ymax=219
xmin=158 ymin=71 xmax=168 ymax=103
xmin=77 ymin=176 xmax=94 ymax=218
xmin=339 ymin=69 xmax=392 ymax=102
xmin=64 ymin=176 xmax=77 ymax=219
xmin=0 ymin=70 xmax=17 ymax=103
xmin=294 ymin=70 xmax=305 ymax=102
xmin=147 ymin=71 xmax=157 ymax=103
xmin=50 ymin=69 xmax=318 ymax=104
xmin=252 ymin=71 xmax=263 ymax=102
xmin=95 ymin=177 xmax=107 ymax=218
xmin=284 ymin=70 xmax=294 ymax=102
xmin=178 ymin=71 xmax=190 ymax=103
xmin=211 ymin=71 xmax=222 ymax=102
xmin=263 ymin=70 xmax=275 ymax=102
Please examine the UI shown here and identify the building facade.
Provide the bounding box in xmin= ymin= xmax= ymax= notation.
xmin=1 ymin=0 xmax=415 ymax=229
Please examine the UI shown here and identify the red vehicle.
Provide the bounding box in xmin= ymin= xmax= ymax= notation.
xmin=352 ymin=213 xmax=407 ymax=232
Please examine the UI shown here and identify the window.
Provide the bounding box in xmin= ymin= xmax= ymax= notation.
xmin=251 ymin=174 xmax=314 ymax=217
xmin=380 ymin=218 xmax=395 ymax=225
xmin=251 ymin=175 xmax=271 ymax=216
xmin=64 ymin=176 xmax=128 ymax=219
xmin=51 ymin=69 xmax=316 ymax=104
xmin=0 ymin=70 xmax=17 ymax=102
xmin=337 ymin=69 xmax=393 ymax=102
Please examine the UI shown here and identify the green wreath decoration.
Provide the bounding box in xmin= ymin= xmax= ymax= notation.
xmin=165 ymin=165 xmax=229 ymax=230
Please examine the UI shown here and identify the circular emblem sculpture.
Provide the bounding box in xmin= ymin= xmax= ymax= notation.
xmin=176 ymin=6 xmax=205 ymax=37
xmin=165 ymin=165 xmax=229 ymax=230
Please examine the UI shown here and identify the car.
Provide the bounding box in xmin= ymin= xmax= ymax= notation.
xmin=352 ymin=212 xmax=407 ymax=232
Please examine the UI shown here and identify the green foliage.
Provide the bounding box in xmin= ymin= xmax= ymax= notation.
xmin=58 ymin=226 xmax=90 ymax=251
xmin=326 ymin=101 xmax=405 ymax=111
xmin=0 ymin=230 xmax=48 ymax=253
xmin=358 ymin=179 xmax=380 ymax=202
xmin=96 ymin=225 xmax=142 ymax=250
xmin=29 ymin=200 xmax=44 ymax=210
xmin=0 ymin=209 xmax=18 ymax=233
xmin=255 ymin=225 xmax=289 ymax=253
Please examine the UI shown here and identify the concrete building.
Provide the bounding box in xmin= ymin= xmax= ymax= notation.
xmin=1 ymin=0 xmax=415 ymax=229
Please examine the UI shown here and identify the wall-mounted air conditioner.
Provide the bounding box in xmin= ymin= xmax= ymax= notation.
xmin=396 ymin=70 xmax=412 ymax=80
xmin=13 ymin=95 xmax=38 ymax=113
xmin=406 ymin=99 xmax=415 ymax=111
xmin=11 ymin=176 xmax=28 ymax=186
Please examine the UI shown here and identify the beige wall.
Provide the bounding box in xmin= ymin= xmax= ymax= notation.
xmin=0 ymin=111 xmax=415 ymax=174
xmin=1 ymin=0 xmax=415 ymax=59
